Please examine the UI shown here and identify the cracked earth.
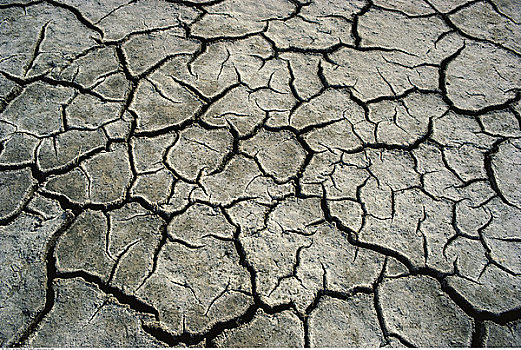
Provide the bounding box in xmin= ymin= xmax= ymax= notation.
xmin=0 ymin=0 xmax=520 ymax=347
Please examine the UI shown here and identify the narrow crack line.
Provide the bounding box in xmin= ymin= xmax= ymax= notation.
xmin=387 ymin=332 xmax=416 ymax=348
xmin=62 ymin=44 xmax=106 ymax=71
xmin=168 ymin=236 xmax=205 ymax=250
xmin=438 ymin=41 xmax=465 ymax=106
xmin=38 ymin=185 xmax=165 ymax=217
xmin=204 ymin=279 xmax=231 ymax=316
xmin=190 ymin=24 xmax=269 ymax=45
xmin=142 ymin=304 xmax=261 ymax=347
xmin=98 ymin=22 xmax=194 ymax=46
xmin=373 ymin=257 xmax=393 ymax=344
xmin=9 ymin=211 xmax=76 ymax=347
xmin=170 ymin=75 xmax=210 ymax=103
xmin=483 ymin=138 xmax=521 ymax=210
xmin=86 ymin=300 xmax=107 ymax=324
xmin=0 ymin=83 xmax=24 ymax=114
xmin=476 ymin=211 xmax=520 ymax=277
xmin=440 ymin=277 xmax=521 ymax=324
xmin=44 ymin=0 xmax=104 ymax=37
xmin=133 ymin=82 xmax=240 ymax=138
xmin=55 ymin=269 xmax=160 ymax=320
xmin=267 ymin=240 xmax=313 ymax=298
xmin=319 ymin=184 xmax=458 ymax=282
xmin=24 ymin=20 xmax=50 ymax=77
xmin=490 ymin=236 xmax=521 ymax=243
xmin=93 ymin=0 xmax=134 ymax=26
xmin=216 ymin=47 xmax=231 ymax=82
xmin=137 ymin=52 xmax=197 ymax=82
xmin=277 ymin=58 xmax=301 ymax=100
xmin=0 ymin=69 xmax=125 ymax=104
xmin=416 ymin=206 xmax=429 ymax=265
xmin=459 ymin=90 xmax=521 ymax=116
xmin=135 ymin=222 xmax=169 ymax=292
xmin=440 ymin=0 xmax=482 ymax=16
xmin=0 ymin=1 xmax=43 ymax=9
xmin=442 ymin=9 xmax=521 ymax=58
xmin=186 ymin=37 xmax=207 ymax=78
xmin=145 ymin=77 xmax=183 ymax=105
xmin=107 ymin=238 xmax=141 ymax=284
xmin=302 ymin=283 xmax=375 ymax=347
xmin=365 ymin=87 xmax=438 ymax=105
xmin=352 ymin=0 xmax=372 ymax=48
xmin=140 ymin=252 xmax=299 ymax=347
xmin=103 ymin=212 xmax=116 ymax=261
xmin=376 ymin=66 xmax=397 ymax=96
xmin=484 ymin=0 xmax=520 ymax=25
xmin=372 ymin=3 xmax=438 ymax=19
xmin=0 ymin=180 xmax=38 ymax=226
xmin=36 ymin=143 xmax=108 ymax=179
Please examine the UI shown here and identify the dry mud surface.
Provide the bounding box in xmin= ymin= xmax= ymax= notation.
xmin=1 ymin=0 xmax=521 ymax=347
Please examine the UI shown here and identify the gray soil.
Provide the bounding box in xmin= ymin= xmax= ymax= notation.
xmin=0 ymin=0 xmax=520 ymax=347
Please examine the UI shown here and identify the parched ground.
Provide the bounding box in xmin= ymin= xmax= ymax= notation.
xmin=0 ymin=0 xmax=520 ymax=347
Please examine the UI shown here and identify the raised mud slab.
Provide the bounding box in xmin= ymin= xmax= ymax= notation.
xmin=0 ymin=0 xmax=520 ymax=347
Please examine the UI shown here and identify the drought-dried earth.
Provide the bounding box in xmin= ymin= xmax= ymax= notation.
xmin=1 ymin=0 xmax=521 ymax=347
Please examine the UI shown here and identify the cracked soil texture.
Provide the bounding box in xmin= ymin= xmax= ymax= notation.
xmin=0 ymin=0 xmax=520 ymax=347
